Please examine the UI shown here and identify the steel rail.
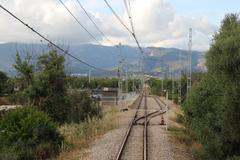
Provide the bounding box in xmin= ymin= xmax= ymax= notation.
xmin=135 ymin=95 xmax=164 ymax=124
xmin=115 ymin=93 xmax=143 ymax=160
xmin=143 ymin=93 xmax=148 ymax=160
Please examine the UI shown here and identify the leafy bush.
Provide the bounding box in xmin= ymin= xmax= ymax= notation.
xmin=227 ymin=156 xmax=240 ymax=160
xmin=176 ymin=114 xmax=185 ymax=124
xmin=13 ymin=50 xmax=70 ymax=123
xmin=183 ymin=14 xmax=240 ymax=160
xmin=0 ymin=71 xmax=9 ymax=96
xmin=67 ymin=89 xmax=99 ymax=123
xmin=0 ymin=106 xmax=63 ymax=160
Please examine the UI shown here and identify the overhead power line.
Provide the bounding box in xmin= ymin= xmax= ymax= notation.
xmin=124 ymin=0 xmax=144 ymax=54
xmin=75 ymin=0 xmax=114 ymax=45
xmin=58 ymin=0 xmax=123 ymax=59
xmin=0 ymin=4 xmax=108 ymax=71
xmin=124 ymin=0 xmax=134 ymax=33
xmin=58 ymin=0 xmax=103 ymax=45
xmin=104 ymin=0 xmax=144 ymax=54
xmin=103 ymin=0 xmax=132 ymax=34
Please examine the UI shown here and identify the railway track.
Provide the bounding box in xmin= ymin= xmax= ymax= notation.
xmin=115 ymin=92 xmax=168 ymax=160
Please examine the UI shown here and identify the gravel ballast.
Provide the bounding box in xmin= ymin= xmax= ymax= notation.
xmin=89 ymin=95 xmax=193 ymax=160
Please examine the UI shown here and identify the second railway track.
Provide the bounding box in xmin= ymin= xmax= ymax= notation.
xmin=115 ymin=91 xmax=168 ymax=160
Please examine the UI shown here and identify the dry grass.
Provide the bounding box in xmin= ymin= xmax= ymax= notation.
xmin=160 ymin=97 xmax=204 ymax=159
xmin=57 ymin=109 xmax=118 ymax=160
xmin=168 ymin=122 xmax=204 ymax=160
xmin=0 ymin=97 xmax=11 ymax=105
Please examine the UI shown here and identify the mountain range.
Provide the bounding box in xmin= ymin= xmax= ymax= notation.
xmin=0 ymin=43 xmax=206 ymax=76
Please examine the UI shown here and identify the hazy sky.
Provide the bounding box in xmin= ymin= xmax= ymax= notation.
xmin=0 ymin=0 xmax=239 ymax=51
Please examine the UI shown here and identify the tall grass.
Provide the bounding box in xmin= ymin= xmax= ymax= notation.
xmin=168 ymin=127 xmax=205 ymax=160
xmin=0 ymin=97 xmax=11 ymax=105
xmin=58 ymin=109 xmax=118 ymax=158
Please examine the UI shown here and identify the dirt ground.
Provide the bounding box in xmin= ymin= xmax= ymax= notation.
xmin=58 ymin=95 xmax=194 ymax=160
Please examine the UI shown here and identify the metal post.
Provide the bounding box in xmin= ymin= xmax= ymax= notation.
xmin=118 ymin=43 xmax=123 ymax=105
xmin=125 ymin=68 xmax=128 ymax=93
xmin=132 ymin=74 xmax=135 ymax=93
xmin=161 ymin=78 xmax=163 ymax=96
xmin=171 ymin=71 xmax=174 ymax=101
xmin=88 ymin=69 xmax=91 ymax=84
xmin=187 ymin=28 xmax=192 ymax=97
xmin=178 ymin=47 xmax=182 ymax=105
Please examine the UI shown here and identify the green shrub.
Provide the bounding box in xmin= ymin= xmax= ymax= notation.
xmin=227 ymin=156 xmax=240 ymax=160
xmin=0 ymin=106 xmax=63 ymax=160
xmin=183 ymin=14 xmax=240 ymax=160
xmin=67 ymin=89 xmax=99 ymax=123
xmin=176 ymin=114 xmax=185 ymax=124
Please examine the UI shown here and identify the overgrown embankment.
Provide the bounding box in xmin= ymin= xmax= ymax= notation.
xmin=57 ymin=109 xmax=118 ymax=159
xmin=182 ymin=14 xmax=240 ymax=160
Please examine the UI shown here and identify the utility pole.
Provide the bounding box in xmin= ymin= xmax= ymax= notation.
xmin=187 ymin=28 xmax=192 ymax=97
xmin=178 ymin=48 xmax=182 ymax=105
xmin=161 ymin=77 xmax=163 ymax=96
xmin=139 ymin=58 xmax=144 ymax=91
xmin=88 ymin=69 xmax=91 ymax=84
xmin=132 ymin=74 xmax=135 ymax=93
xmin=118 ymin=43 xmax=123 ymax=103
xmin=171 ymin=71 xmax=174 ymax=101
xmin=125 ymin=68 xmax=128 ymax=93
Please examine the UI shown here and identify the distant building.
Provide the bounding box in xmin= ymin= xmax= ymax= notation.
xmin=70 ymin=73 xmax=88 ymax=77
xmin=101 ymin=87 xmax=118 ymax=105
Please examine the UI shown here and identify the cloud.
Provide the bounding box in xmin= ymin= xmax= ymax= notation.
xmin=0 ymin=0 xmax=217 ymax=51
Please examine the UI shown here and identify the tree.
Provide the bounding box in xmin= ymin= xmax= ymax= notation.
xmin=0 ymin=106 xmax=63 ymax=160
xmin=13 ymin=53 xmax=34 ymax=89
xmin=183 ymin=13 xmax=240 ymax=159
xmin=0 ymin=71 xmax=8 ymax=96
xmin=32 ymin=50 xmax=69 ymax=123
xmin=67 ymin=89 xmax=98 ymax=123
xmin=12 ymin=50 xmax=70 ymax=123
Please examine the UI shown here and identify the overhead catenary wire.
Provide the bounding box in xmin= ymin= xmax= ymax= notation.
xmin=75 ymin=0 xmax=114 ymax=45
xmin=123 ymin=0 xmax=145 ymax=86
xmin=104 ymin=0 xmax=144 ymax=54
xmin=124 ymin=0 xmax=135 ymax=34
xmin=58 ymin=0 xmax=103 ymax=45
xmin=0 ymin=4 xmax=108 ymax=71
xmin=124 ymin=0 xmax=144 ymax=54
xmin=104 ymin=0 xmax=132 ymax=34
xmin=58 ymin=0 xmax=124 ymax=60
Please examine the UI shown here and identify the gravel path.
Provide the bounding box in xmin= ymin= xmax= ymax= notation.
xmin=89 ymin=95 xmax=193 ymax=160
xmin=120 ymin=125 xmax=143 ymax=160
xmin=119 ymin=98 xmax=145 ymax=160
xmin=146 ymin=96 xmax=174 ymax=160
xmin=148 ymin=126 xmax=174 ymax=160
xmin=90 ymin=96 xmax=141 ymax=160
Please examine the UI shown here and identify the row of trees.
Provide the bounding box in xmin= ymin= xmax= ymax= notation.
xmin=183 ymin=14 xmax=240 ymax=160
xmin=147 ymin=72 xmax=203 ymax=104
xmin=67 ymin=76 xmax=141 ymax=92
xmin=0 ymin=48 xmax=143 ymax=159
xmin=0 ymin=50 xmax=100 ymax=159
xmin=0 ymin=71 xmax=13 ymax=97
xmin=12 ymin=50 xmax=99 ymax=124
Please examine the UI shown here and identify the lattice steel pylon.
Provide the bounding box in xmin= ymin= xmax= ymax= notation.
xmin=187 ymin=28 xmax=192 ymax=97
xmin=177 ymin=49 xmax=182 ymax=105
xmin=118 ymin=43 xmax=123 ymax=99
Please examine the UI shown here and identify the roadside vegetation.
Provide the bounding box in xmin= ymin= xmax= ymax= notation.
xmin=149 ymin=13 xmax=240 ymax=160
xmin=0 ymin=49 xmax=127 ymax=159
xmin=183 ymin=14 xmax=240 ymax=160
xmin=0 ymin=106 xmax=63 ymax=160
xmin=58 ymin=109 xmax=117 ymax=159
xmin=67 ymin=76 xmax=141 ymax=93
xmin=147 ymin=72 xmax=203 ymax=103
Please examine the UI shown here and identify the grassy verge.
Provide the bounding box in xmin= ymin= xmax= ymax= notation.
xmin=0 ymin=97 xmax=11 ymax=105
xmin=57 ymin=109 xmax=118 ymax=159
xmin=168 ymin=114 xmax=205 ymax=160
